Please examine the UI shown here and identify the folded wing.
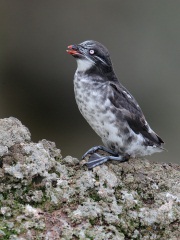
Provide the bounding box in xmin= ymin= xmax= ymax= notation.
xmin=108 ymin=82 xmax=164 ymax=147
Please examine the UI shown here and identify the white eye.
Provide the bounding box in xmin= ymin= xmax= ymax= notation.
xmin=89 ymin=49 xmax=94 ymax=55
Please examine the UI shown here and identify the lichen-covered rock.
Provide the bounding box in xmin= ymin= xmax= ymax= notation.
xmin=0 ymin=117 xmax=179 ymax=239
xmin=0 ymin=117 xmax=31 ymax=157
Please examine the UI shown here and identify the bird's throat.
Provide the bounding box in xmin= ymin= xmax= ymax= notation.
xmin=76 ymin=59 xmax=94 ymax=72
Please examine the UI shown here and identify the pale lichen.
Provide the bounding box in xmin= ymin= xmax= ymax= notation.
xmin=0 ymin=117 xmax=179 ymax=239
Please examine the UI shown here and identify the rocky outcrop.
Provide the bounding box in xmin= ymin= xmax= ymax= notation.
xmin=0 ymin=117 xmax=179 ymax=239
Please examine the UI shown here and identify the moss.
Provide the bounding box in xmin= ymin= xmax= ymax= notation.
xmin=103 ymin=181 xmax=107 ymax=188
xmin=89 ymin=190 xmax=101 ymax=202
xmin=0 ymin=222 xmax=18 ymax=240
xmin=89 ymin=217 xmax=99 ymax=226
xmin=95 ymin=174 xmax=99 ymax=181
xmin=85 ymin=234 xmax=94 ymax=240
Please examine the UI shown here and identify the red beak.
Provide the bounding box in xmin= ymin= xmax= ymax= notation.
xmin=66 ymin=45 xmax=79 ymax=55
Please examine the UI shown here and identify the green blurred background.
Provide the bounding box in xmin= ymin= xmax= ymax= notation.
xmin=0 ymin=1 xmax=179 ymax=164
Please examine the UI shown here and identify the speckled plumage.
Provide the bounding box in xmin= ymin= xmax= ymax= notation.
xmin=67 ymin=40 xmax=164 ymax=167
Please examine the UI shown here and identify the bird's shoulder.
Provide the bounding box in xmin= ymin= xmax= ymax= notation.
xmin=107 ymin=81 xmax=143 ymax=116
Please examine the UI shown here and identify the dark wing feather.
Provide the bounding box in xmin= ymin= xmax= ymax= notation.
xmin=109 ymin=82 xmax=164 ymax=146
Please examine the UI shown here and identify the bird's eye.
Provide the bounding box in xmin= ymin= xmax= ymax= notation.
xmin=89 ymin=49 xmax=95 ymax=55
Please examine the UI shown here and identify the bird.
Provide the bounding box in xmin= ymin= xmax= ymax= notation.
xmin=66 ymin=40 xmax=164 ymax=169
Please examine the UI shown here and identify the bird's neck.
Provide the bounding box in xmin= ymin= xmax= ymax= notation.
xmin=85 ymin=66 xmax=117 ymax=82
xmin=76 ymin=59 xmax=94 ymax=72
xmin=76 ymin=59 xmax=115 ymax=79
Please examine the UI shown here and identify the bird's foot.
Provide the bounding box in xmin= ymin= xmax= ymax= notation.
xmin=82 ymin=145 xmax=118 ymax=160
xmin=86 ymin=153 xmax=130 ymax=170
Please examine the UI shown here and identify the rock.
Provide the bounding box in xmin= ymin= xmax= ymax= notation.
xmin=0 ymin=117 xmax=179 ymax=239
xmin=0 ymin=117 xmax=31 ymax=157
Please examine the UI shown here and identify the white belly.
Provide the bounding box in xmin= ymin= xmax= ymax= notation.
xmin=74 ymin=77 xmax=110 ymax=137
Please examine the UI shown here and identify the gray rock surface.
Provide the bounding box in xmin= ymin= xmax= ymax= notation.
xmin=0 ymin=117 xmax=179 ymax=239
xmin=0 ymin=117 xmax=31 ymax=157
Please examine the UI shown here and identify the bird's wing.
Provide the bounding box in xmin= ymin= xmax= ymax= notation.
xmin=108 ymin=82 xmax=164 ymax=146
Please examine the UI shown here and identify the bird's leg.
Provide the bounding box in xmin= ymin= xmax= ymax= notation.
xmin=86 ymin=153 xmax=130 ymax=170
xmin=82 ymin=145 xmax=118 ymax=159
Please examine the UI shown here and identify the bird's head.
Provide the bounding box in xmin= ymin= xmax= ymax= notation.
xmin=67 ymin=40 xmax=113 ymax=73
